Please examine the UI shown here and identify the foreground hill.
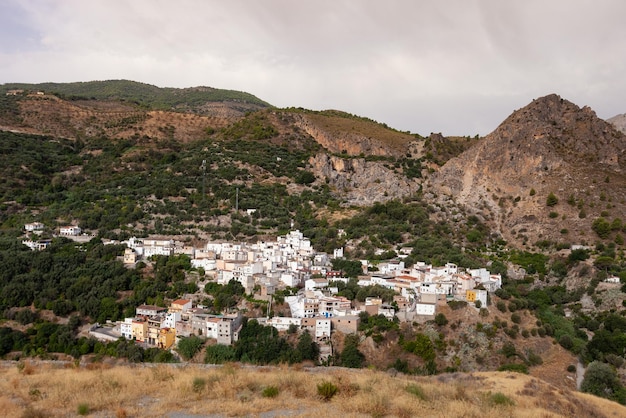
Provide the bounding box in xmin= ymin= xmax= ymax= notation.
xmin=1 ymin=361 xmax=623 ymax=418
xmin=429 ymin=94 xmax=626 ymax=248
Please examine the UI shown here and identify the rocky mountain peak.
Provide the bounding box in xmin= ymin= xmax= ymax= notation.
xmin=429 ymin=94 xmax=626 ymax=248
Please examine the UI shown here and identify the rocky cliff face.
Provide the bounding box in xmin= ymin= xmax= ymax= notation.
xmin=309 ymin=153 xmax=421 ymax=205
xmin=429 ymin=94 xmax=626 ymax=248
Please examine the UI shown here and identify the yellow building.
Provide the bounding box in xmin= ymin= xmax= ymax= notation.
xmin=158 ymin=328 xmax=176 ymax=349
xmin=131 ymin=319 xmax=148 ymax=342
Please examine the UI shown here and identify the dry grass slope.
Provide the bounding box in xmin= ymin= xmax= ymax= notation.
xmin=1 ymin=361 xmax=625 ymax=418
xmin=305 ymin=113 xmax=415 ymax=154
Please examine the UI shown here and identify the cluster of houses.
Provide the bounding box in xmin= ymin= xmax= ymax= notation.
xmin=84 ymin=229 xmax=504 ymax=351
xmin=21 ymin=222 xmax=84 ymax=251
xmin=22 ymin=222 xmax=504 ymax=349
xmin=90 ymin=298 xmax=244 ymax=350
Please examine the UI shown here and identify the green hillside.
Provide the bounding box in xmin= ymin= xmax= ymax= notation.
xmin=0 ymin=79 xmax=271 ymax=110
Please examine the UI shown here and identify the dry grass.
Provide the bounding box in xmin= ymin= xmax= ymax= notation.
xmin=305 ymin=112 xmax=415 ymax=154
xmin=0 ymin=362 xmax=624 ymax=418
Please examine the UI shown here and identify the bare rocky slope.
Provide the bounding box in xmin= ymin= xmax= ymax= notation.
xmin=428 ymin=94 xmax=626 ymax=248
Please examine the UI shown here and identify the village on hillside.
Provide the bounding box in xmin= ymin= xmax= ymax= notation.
xmin=22 ymin=223 xmax=502 ymax=355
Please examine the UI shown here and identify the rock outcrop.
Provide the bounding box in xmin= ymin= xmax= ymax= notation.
xmin=309 ymin=153 xmax=421 ymax=205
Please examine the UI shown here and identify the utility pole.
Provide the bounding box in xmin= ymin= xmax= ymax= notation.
xmin=236 ymin=187 xmax=239 ymax=211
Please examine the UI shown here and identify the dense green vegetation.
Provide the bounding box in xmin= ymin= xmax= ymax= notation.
xmin=203 ymin=319 xmax=320 ymax=365
xmin=0 ymin=235 xmax=203 ymax=324
xmin=0 ymin=129 xmax=330 ymax=241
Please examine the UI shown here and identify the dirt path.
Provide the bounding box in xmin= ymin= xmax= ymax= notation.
xmin=577 ymin=361 xmax=585 ymax=390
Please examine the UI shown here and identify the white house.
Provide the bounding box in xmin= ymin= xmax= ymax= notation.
xmin=120 ymin=318 xmax=133 ymax=340
xmin=267 ymin=317 xmax=302 ymax=332
xmin=280 ymin=272 xmax=300 ymax=287
xmin=24 ymin=222 xmax=44 ymax=232
xmin=162 ymin=312 xmax=181 ymax=329
xmin=59 ymin=225 xmax=82 ymax=236
xmin=22 ymin=240 xmax=50 ymax=251
xmin=415 ymin=302 xmax=436 ymax=316
xmin=315 ymin=318 xmax=331 ymax=339
xmin=305 ymin=278 xmax=329 ymax=291
xmin=191 ymin=258 xmax=216 ymax=271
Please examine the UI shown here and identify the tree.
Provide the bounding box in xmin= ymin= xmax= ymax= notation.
xmin=295 ymin=170 xmax=316 ymax=185
xmin=546 ymin=192 xmax=558 ymax=207
xmin=296 ymin=330 xmax=319 ymax=362
xmin=331 ymin=259 xmax=363 ymax=278
xmin=205 ymin=344 xmax=236 ymax=364
xmin=592 ymin=218 xmax=612 ymax=239
xmin=177 ymin=335 xmax=205 ymax=360
xmin=404 ymin=333 xmax=435 ymax=362
xmin=341 ymin=335 xmax=365 ymax=368
xmin=581 ymin=361 xmax=626 ymax=404
xmin=434 ymin=313 xmax=448 ymax=326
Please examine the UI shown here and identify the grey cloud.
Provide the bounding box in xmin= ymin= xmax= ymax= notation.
xmin=1 ymin=0 xmax=626 ymax=135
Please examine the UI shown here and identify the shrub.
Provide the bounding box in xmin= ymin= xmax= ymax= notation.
xmin=295 ymin=170 xmax=316 ymax=185
xmin=317 ymin=381 xmax=338 ymax=401
xmin=511 ymin=313 xmax=521 ymax=324
xmin=262 ymin=385 xmax=280 ymax=398
xmin=77 ymin=403 xmax=90 ymax=416
xmin=488 ymin=391 xmax=515 ymax=406
xmin=526 ymin=350 xmax=543 ymax=366
xmin=205 ymin=344 xmax=236 ymax=364
xmin=447 ymin=300 xmax=467 ymax=310
xmin=405 ymin=384 xmax=428 ymax=401
xmin=592 ymin=217 xmax=611 ymax=239
xmin=434 ymin=313 xmax=448 ymax=326
xmin=546 ymin=192 xmax=558 ymax=207
xmin=581 ymin=361 xmax=626 ymax=404
xmin=496 ymin=301 xmax=507 ymax=313
xmin=192 ymin=377 xmax=206 ymax=393
xmin=567 ymin=364 xmax=576 ymax=373
xmin=498 ymin=363 xmax=529 ymax=374
xmin=558 ymin=335 xmax=574 ymax=350
xmin=605 ymin=353 xmax=624 ymax=369
xmin=501 ymin=342 xmax=517 ymax=358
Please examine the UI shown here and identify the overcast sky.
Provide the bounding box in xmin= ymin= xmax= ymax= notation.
xmin=1 ymin=1 xmax=625 ymax=136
